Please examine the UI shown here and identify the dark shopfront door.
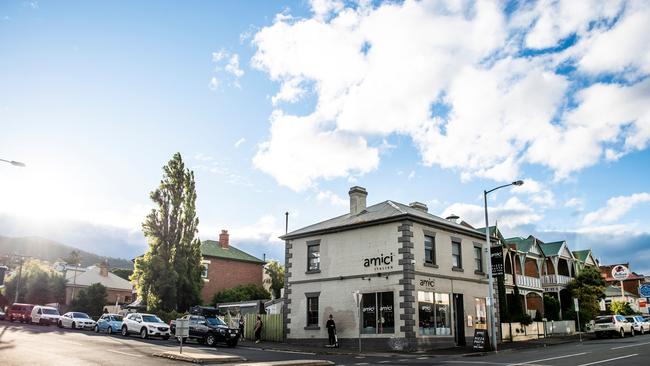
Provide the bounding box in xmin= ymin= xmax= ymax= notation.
xmin=454 ymin=293 xmax=465 ymax=346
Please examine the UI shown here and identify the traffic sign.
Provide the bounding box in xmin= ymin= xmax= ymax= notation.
xmin=175 ymin=318 xmax=189 ymax=337
xmin=611 ymin=265 xmax=630 ymax=281
xmin=574 ymin=298 xmax=579 ymax=312
xmin=640 ymin=284 xmax=650 ymax=298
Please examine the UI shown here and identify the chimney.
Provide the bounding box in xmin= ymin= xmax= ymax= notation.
xmin=445 ymin=214 xmax=460 ymax=224
xmin=409 ymin=201 xmax=428 ymax=213
xmin=349 ymin=186 xmax=368 ymax=215
xmin=219 ymin=229 xmax=229 ymax=249
xmin=99 ymin=260 xmax=109 ymax=277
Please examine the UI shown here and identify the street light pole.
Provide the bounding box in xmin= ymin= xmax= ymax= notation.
xmin=484 ymin=180 xmax=523 ymax=352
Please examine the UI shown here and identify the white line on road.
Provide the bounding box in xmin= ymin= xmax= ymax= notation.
xmin=106 ymin=349 xmax=143 ymax=358
xmin=354 ymin=363 xmax=369 ymax=365
xmin=378 ymin=361 xmax=391 ymax=364
xmin=576 ymin=354 xmax=638 ymax=366
xmin=507 ymin=352 xmax=588 ymax=366
xmin=611 ymin=341 xmax=650 ymax=350
xmin=417 ymin=357 xmax=429 ymax=360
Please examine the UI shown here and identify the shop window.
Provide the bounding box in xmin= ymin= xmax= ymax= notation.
xmin=417 ymin=291 xmax=451 ymax=336
xmin=474 ymin=245 xmax=483 ymax=272
xmin=361 ymin=291 xmax=394 ymax=334
xmin=307 ymin=242 xmax=320 ymax=272
xmin=474 ymin=298 xmax=486 ymax=330
xmin=306 ymin=295 xmax=319 ymax=326
xmin=452 ymin=241 xmax=462 ymax=269
xmin=425 ymin=235 xmax=436 ymax=265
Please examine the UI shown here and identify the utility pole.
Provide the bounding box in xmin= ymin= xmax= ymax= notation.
xmin=13 ymin=254 xmax=30 ymax=303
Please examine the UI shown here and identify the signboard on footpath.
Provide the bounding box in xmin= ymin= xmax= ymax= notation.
xmin=490 ymin=247 xmax=504 ymax=276
xmin=472 ymin=329 xmax=489 ymax=351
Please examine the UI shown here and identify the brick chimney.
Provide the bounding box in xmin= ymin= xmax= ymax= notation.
xmin=219 ymin=230 xmax=229 ymax=249
xmin=349 ymin=186 xmax=368 ymax=215
xmin=99 ymin=260 xmax=109 ymax=277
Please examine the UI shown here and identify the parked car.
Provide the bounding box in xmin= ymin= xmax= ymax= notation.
xmin=121 ymin=313 xmax=170 ymax=340
xmin=31 ymin=305 xmax=60 ymax=325
xmin=170 ymin=314 xmax=239 ymax=347
xmin=594 ymin=315 xmax=634 ymax=338
xmin=95 ymin=313 xmax=123 ymax=334
xmin=6 ymin=303 xmax=34 ymax=323
xmin=58 ymin=312 xmax=96 ymax=330
xmin=625 ymin=315 xmax=650 ymax=335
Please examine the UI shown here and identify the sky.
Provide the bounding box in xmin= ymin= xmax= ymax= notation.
xmin=1 ymin=0 xmax=650 ymax=274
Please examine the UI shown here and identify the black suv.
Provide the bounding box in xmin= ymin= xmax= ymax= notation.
xmin=170 ymin=307 xmax=239 ymax=347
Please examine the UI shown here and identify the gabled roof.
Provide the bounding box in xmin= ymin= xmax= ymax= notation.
xmin=477 ymin=225 xmax=506 ymax=243
xmin=504 ymin=235 xmax=543 ymax=256
xmin=540 ymin=241 xmax=564 ymax=257
xmin=65 ymin=266 xmax=132 ymax=291
xmin=282 ymin=200 xmax=486 ymax=240
xmin=201 ymin=241 xmax=265 ymax=264
xmin=572 ymin=250 xmax=590 ymax=263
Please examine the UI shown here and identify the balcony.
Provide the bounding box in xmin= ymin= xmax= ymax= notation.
xmin=542 ymin=274 xmax=571 ymax=286
xmin=503 ymin=274 xmax=542 ymax=289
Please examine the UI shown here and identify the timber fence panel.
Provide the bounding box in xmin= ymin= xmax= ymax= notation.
xmin=245 ymin=313 xmax=284 ymax=342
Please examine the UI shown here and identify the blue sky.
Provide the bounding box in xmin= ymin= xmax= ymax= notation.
xmin=1 ymin=0 xmax=650 ymax=274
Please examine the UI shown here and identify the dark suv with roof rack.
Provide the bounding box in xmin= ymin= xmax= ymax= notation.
xmin=170 ymin=306 xmax=239 ymax=347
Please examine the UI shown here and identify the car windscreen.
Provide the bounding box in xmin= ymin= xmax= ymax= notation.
xmin=205 ymin=317 xmax=227 ymax=326
xmin=73 ymin=312 xmax=90 ymax=318
xmin=43 ymin=308 xmax=59 ymax=315
xmin=111 ymin=315 xmax=123 ymax=321
xmin=142 ymin=315 xmax=162 ymax=323
xmin=595 ymin=317 xmax=613 ymax=324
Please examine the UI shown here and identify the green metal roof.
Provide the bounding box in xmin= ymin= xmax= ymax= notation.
xmin=572 ymin=250 xmax=591 ymax=263
xmin=540 ymin=241 xmax=564 ymax=256
xmin=504 ymin=236 xmax=535 ymax=253
xmin=200 ymin=240 xmax=265 ymax=264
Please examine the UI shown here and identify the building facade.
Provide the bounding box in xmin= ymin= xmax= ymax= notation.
xmin=282 ymin=187 xmax=494 ymax=350
xmin=64 ymin=262 xmax=133 ymax=305
xmin=200 ymin=230 xmax=266 ymax=305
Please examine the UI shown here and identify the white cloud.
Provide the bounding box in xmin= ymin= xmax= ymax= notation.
xmin=583 ymin=192 xmax=650 ymax=225
xmin=249 ymin=0 xmax=650 ymax=190
xmin=234 ymin=138 xmax=246 ymax=148
xmin=315 ymin=189 xmax=347 ymax=207
xmin=210 ymin=50 xmax=244 ymax=89
xmin=225 ymin=54 xmax=244 ymax=78
xmin=208 ymin=77 xmax=219 ymax=91
xmin=565 ymin=197 xmax=584 ymax=209
xmin=407 ymin=170 xmax=415 ymax=180
xmin=442 ymin=197 xmax=543 ymax=230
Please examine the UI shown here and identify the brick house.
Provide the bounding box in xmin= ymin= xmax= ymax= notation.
xmin=200 ymin=230 xmax=266 ymax=304
xmin=64 ymin=262 xmax=133 ymax=305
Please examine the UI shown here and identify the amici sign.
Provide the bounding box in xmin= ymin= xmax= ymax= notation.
xmin=363 ymin=252 xmax=394 ymax=271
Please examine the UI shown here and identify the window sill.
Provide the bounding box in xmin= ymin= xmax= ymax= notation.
xmin=304 ymin=326 xmax=321 ymax=330
xmin=474 ymin=270 xmax=485 ymax=276
xmin=202 ymin=278 xmax=210 ymax=282
xmin=305 ymin=270 xmax=321 ymax=274
xmin=452 ymin=267 xmax=464 ymax=272
xmin=424 ymin=263 xmax=439 ymax=268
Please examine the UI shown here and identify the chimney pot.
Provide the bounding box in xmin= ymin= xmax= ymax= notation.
xmin=349 ymin=186 xmax=368 ymax=215
xmin=409 ymin=201 xmax=428 ymax=213
xmin=99 ymin=261 xmax=109 ymax=277
xmin=445 ymin=214 xmax=460 ymax=224
xmin=219 ymin=229 xmax=229 ymax=249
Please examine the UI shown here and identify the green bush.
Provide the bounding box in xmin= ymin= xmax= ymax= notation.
xmin=543 ymin=295 xmax=560 ymax=321
xmin=211 ymin=284 xmax=270 ymax=305
xmin=72 ymin=283 xmax=108 ymax=319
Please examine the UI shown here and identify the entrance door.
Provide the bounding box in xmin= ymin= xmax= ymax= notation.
xmin=454 ymin=293 xmax=466 ymax=346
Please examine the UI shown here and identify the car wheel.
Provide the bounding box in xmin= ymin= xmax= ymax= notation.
xmin=94 ymin=325 xmax=99 ymax=333
xmin=72 ymin=321 xmax=76 ymax=329
xmin=630 ymin=328 xmax=636 ymax=337
xmin=205 ymin=334 xmax=216 ymax=347
xmin=58 ymin=320 xmax=62 ymax=328
xmin=108 ymin=326 xmax=113 ymax=335
xmin=140 ymin=328 xmax=148 ymax=339
xmin=122 ymin=326 xmax=129 ymax=337
xmin=620 ymin=328 xmax=625 ymax=338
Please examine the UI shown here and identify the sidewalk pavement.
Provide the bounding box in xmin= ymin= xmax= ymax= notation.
xmin=237 ymin=334 xmax=588 ymax=358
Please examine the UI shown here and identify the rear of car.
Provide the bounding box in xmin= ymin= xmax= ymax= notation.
xmin=626 ymin=315 xmax=650 ymax=335
xmin=7 ymin=303 xmax=34 ymax=323
xmin=594 ymin=315 xmax=634 ymax=338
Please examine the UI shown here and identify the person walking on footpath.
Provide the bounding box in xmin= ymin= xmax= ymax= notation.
xmin=326 ymin=314 xmax=337 ymax=347
xmin=239 ymin=315 xmax=245 ymax=340
xmin=254 ymin=315 xmax=263 ymax=344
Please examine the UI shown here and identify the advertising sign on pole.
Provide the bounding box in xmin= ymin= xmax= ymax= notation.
xmin=490 ymin=247 xmax=504 ymax=276
xmin=639 ymin=284 xmax=650 ymax=298
xmin=611 ymin=265 xmax=630 ymax=281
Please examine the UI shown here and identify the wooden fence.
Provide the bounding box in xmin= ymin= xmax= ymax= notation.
xmin=243 ymin=313 xmax=283 ymax=342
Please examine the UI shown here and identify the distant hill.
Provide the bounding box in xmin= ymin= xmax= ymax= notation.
xmin=0 ymin=236 xmax=133 ymax=269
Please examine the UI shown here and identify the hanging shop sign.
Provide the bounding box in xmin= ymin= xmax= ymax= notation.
xmin=490 ymin=247 xmax=504 ymax=276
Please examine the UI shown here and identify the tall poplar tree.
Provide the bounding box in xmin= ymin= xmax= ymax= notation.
xmin=132 ymin=153 xmax=203 ymax=312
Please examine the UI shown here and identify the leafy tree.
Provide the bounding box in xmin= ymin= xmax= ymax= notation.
xmin=211 ymin=284 xmax=271 ymax=305
xmin=72 ymin=283 xmax=108 ymax=318
xmin=65 ymin=250 xmax=82 ymax=266
xmin=543 ymin=295 xmax=560 ymax=321
xmin=610 ymin=300 xmax=635 ymax=315
xmin=566 ymin=266 xmax=606 ymax=326
xmin=264 ymin=260 xmax=285 ymax=299
xmin=509 ymin=285 xmax=526 ymax=322
xmin=132 ymin=153 xmax=203 ymax=312
xmin=110 ymin=268 xmax=133 ymax=281
xmin=2 ymin=260 xmax=66 ymax=304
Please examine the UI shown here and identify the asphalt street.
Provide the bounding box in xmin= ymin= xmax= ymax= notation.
xmin=1 ymin=322 xmax=650 ymax=365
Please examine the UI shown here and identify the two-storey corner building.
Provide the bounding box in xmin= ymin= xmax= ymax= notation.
xmin=501 ymin=235 xmax=545 ymax=318
xmin=281 ymin=186 xmax=494 ymax=351
xmin=200 ymin=230 xmax=266 ymax=305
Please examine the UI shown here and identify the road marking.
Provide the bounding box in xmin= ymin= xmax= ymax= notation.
xmin=576 ymin=354 xmax=637 ymax=366
xmin=398 ymin=359 xmax=409 ymax=362
xmin=378 ymin=361 xmax=391 ymax=364
xmin=355 ymin=356 xmax=366 ymax=359
xmin=417 ymin=357 xmax=429 ymax=360
xmin=610 ymin=341 xmax=650 ymax=349
xmin=106 ymin=349 xmax=143 ymax=358
xmin=354 ymin=363 xmax=369 ymax=365
xmin=507 ymin=352 xmax=588 ymax=365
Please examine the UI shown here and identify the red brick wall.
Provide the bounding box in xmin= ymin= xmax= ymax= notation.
xmin=524 ymin=259 xmax=539 ymax=277
xmin=201 ymin=257 xmax=264 ymax=304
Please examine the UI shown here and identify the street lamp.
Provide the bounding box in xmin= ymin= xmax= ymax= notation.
xmin=484 ymin=180 xmax=523 ymax=352
xmin=0 ymin=158 xmax=26 ymax=167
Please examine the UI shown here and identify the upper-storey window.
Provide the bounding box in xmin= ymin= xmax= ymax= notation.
xmin=307 ymin=241 xmax=320 ymax=272
xmin=452 ymin=241 xmax=462 ymax=269
xmin=425 ymin=235 xmax=436 ymax=265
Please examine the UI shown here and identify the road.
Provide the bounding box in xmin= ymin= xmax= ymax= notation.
xmin=1 ymin=322 xmax=650 ymax=365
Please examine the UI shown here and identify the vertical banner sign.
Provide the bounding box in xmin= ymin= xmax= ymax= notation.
xmin=490 ymin=247 xmax=504 ymax=276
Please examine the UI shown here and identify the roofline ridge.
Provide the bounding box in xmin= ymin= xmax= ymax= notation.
xmin=387 ymin=200 xmax=406 ymax=214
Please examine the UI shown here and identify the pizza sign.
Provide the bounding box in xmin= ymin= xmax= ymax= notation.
xmin=611 ymin=265 xmax=630 ymax=281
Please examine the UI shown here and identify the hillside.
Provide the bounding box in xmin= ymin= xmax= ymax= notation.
xmin=0 ymin=236 xmax=133 ymax=269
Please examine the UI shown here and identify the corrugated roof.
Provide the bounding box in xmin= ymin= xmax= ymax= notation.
xmin=282 ymin=200 xmax=485 ymax=240
xmin=505 ymin=236 xmax=535 ymax=253
xmin=573 ymin=250 xmax=591 ymax=263
xmin=540 ymin=241 xmax=564 ymax=256
xmin=65 ymin=266 xmax=132 ymax=291
xmin=605 ymin=285 xmax=637 ymax=298
xmin=201 ymin=240 xmax=265 ymax=264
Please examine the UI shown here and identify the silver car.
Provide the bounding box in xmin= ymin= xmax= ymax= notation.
xmin=625 ymin=315 xmax=650 ymax=335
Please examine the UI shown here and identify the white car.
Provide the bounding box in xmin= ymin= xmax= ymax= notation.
xmin=31 ymin=306 xmax=60 ymax=326
xmin=58 ymin=312 xmax=96 ymax=330
xmin=594 ymin=315 xmax=634 ymax=338
xmin=121 ymin=313 xmax=170 ymax=340
xmin=626 ymin=315 xmax=650 ymax=335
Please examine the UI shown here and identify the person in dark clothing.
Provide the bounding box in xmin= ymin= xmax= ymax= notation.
xmin=254 ymin=316 xmax=263 ymax=343
xmin=326 ymin=314 xmax=337 ymax=347
xmin=239 ymin=315 xmax=245 ymax=340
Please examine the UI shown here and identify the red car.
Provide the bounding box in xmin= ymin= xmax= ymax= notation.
xmin=7 ymin=303 xmax=35 ymax=323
